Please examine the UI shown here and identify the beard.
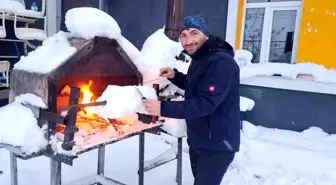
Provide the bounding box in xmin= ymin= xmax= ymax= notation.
xmin=182 ymin=36 xmax=208 ymax=55
xmin=184 ymin=40 xmax=203 ymax=55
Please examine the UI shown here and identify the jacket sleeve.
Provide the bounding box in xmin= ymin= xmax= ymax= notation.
xmin=168 ymin=68 xmax=187 ymax=90
xmin=161 ymin=56 xmax=238 ymax=119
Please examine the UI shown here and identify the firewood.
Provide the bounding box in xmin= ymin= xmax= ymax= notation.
xmin=59 ymin=101 xmax=107 ymax=111
xmin=61 ymin=85 xmax=71 ymax=95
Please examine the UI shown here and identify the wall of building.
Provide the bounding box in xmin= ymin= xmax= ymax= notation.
xmin=240 ymin=85 xmax=336 ymax=134
xmin=107 ymin=0 xmax=229 ymax=49
xmin=296 ymin=0 xmax=336 ymax=69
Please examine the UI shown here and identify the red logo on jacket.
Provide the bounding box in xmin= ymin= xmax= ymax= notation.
xmin=209 ymin=85 xmax=215 ymax=92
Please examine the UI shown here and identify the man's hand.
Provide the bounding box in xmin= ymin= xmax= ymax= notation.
xmin=160 ymin=67 xmax=175 ymax=79
xmin=142 ymin=99 xmax=161 ymax=116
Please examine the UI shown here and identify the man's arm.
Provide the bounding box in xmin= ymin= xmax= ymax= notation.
xmin=161 ymin=56 xmax=238 ymax=119
xmin=168 ymin=69 xmax=187 ymax=90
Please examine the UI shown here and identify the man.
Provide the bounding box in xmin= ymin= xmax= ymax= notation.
xmin=142 ymin=15 xmax=240 ymax=185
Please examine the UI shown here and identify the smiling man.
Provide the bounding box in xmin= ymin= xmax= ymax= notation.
xmin=142 ymin=15 xmax=240 ymax=185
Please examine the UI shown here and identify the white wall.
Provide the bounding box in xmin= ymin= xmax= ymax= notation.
xmin=47 ymin=0 xmax=57 ymax=36
xmin=225 ymin=0 xmax=239 ymax=49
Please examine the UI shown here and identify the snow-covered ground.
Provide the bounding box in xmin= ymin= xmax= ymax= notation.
xmin=1 ymin=122 xmax=336 ymax=185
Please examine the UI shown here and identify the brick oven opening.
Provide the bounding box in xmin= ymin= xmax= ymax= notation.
xmin=53 ymin=37 xmax=144 ymax=136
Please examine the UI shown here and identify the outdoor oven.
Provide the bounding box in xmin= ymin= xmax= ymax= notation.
xmin=4 ymin=36 xmax=161 ymax=185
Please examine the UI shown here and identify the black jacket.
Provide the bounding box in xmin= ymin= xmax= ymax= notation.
xmin=161 ymin=35 xmax=240 ymax=152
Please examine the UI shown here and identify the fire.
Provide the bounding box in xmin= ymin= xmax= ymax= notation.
xmin=56 ymin=80 xmax=139 ymax=134
xmin=80 ymin=80 xmax=96 ymax=117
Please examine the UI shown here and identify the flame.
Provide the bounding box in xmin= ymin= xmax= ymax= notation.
xmin=56 ymin=80 xmax=140 ymax=134
xmin=80 ymin=80 xmax=96 ymax=117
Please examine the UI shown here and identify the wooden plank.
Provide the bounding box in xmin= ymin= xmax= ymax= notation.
xmin=10 ymin=70 xmax=49 ymax=104
xmin=62 ymin=87 xmax=80 ymax=151
xmin=58 ymin=101 xmax=107 ymax=111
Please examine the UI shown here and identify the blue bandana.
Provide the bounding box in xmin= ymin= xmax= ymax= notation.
xmin=181 ymin=15 xmax=208 ymax=36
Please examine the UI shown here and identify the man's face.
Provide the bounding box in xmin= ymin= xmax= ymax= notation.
xmin=180 ymin=28 xmax=209 ymax=55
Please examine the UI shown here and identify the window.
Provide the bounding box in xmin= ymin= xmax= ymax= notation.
xmin=241 ymin=0 xmax=302 ymax=63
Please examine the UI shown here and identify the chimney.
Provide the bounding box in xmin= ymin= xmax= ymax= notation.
xmin=164 ymin=0 xmax=183 ymax=41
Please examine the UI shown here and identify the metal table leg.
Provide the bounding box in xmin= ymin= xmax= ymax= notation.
xmin=176 ymin=137 xmax=182 ymax=185
xmin=97 ymin=146 xmax=106 ymax=175
xmin=10 ymin=152 xmax=18 ymax=185
xmin=50 ymin=158 xmax=62 ymax=185
xmin=139 ymin=132 xmax=145 ymax=185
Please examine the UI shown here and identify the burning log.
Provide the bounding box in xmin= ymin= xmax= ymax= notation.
xmin=61 ymin=87 xmax=80 ymax=151
xmin=58 ymin=100 xmax=107 ymax=112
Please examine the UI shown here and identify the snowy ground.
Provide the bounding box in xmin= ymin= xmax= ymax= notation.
xmin=1 ymin=121 xmax=336 ymax=185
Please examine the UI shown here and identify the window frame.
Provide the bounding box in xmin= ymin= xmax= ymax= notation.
xmin=239 ymin=0 xmax=302 ymax=64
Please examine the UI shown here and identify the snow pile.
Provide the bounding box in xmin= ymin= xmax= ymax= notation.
xmin=65 ymin=7 xmax=121 ymax=40
xmin=115 ymin=35 xmax=150 ymax=74
xmin=14 ymin=31 xmax=76 ymax=73
xmin=141 ymin=29 xmax=184 ymax=70
xmin=230 ymin=121 xmax=336 ymax=184
xmin=14 ymin=93 xmax=47 ymax=108
xmin=0 ymin=0 xmax=42 ymax=17
xmin=0 ymin=93 xmax=47 ymax=155
xmin=95 ymin=85 xmax=158 ymax=119
xmin=240 ymin=96 xmax=255 ymax=112
xmin=240 ymin=62 xmax=336 ymax=83
xmin=141 ymin=29 xmax=187 ymax=86
xmin=234 ymin=49 xmax=253 ymax=67
xmin=116 ymin=29 xmax=188 ymax=86
xmin=49 ymin=134 xmax=77 ymax=156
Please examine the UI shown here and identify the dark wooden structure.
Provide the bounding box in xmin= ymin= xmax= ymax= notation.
xmin=10 ymin=37 xmax=142 ymax=105
xmin=4 ymin=36 xmax=162 ymax=185
xmin=9 ymin=37 xmax=143 ymax=152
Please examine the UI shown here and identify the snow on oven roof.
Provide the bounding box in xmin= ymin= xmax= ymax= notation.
xmin=0 ymin=93 xmax=47 ymax=155
xmin=13 ymin=31 xmax=77 ymax=73
xmin=13 ymin=7 xmax=122 ymax=74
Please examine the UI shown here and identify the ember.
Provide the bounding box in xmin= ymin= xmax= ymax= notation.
xmin=56 ymin=80 xmax=137 ymax=134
